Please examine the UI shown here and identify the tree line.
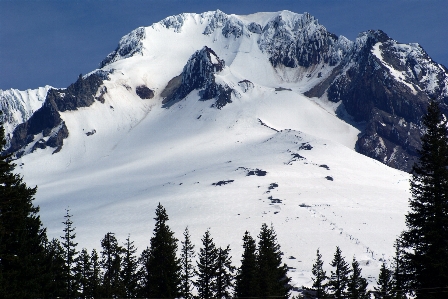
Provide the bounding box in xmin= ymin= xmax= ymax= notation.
xmin=1 ymin=100 xmax=448 ymax=299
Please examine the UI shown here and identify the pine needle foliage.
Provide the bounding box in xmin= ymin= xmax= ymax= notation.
xmin=311 ymin=249 xmax=328 ymax=299
xmin=256 ymin=223 xmax=291 ymax=299
xmin=215 ymin=245 xmax=235 ymax=299
xmin=374 ymin=262 xmax=393 ymax=299
xmin=121 ymin=234 xmax=139 ymax=298
xmin=180 ymin=226 xmax=196 ymax=299
xmin=61 ymin=208 xmax=79 ymax=297
xmin=327 ymin=246 xmax=351 ymax=299
xmin=347 ymin=257 xmax=369 ymax=299
xmin=400 ymin=100 xmax=448 ymax=299
xmin=0 ymin=118 xmax=47 ymax=299
xmin=195 ymin=229 xmax=219 ymax=299
xmin=100 ymin=232 xmax=124 ymax=298
xmin=144 ymin=203 xmax=181 ymax=298
xmin=235 ymin=231 xmax=258 ymax=298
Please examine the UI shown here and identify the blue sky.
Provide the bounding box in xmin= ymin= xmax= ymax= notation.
xmin=1 ymin=0 xmax=447 ymax=90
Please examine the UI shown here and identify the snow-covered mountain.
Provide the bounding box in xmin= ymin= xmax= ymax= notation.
xmin=4 ymin=9 xmax=448 ymax=291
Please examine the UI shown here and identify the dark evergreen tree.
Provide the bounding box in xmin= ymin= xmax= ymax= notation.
xmin=256 ymin=223 xmax=291 ymax=299
xmin=215 ymin=245 xmax=235 ymax=299
xmin=0 ymin=119 xmax=47 ymax=299
xmin=121 ymin=234 xmax=140 ymax=298
xmin=399 ymin=100 xmax=448 ymax=299
xmin=374 ymin=262 xmax=393 ymax=299
xmin=138 ymin=246 xmax=151 ymax=297
xmin=346 ymin=256 xmax=369 ymax=299
xmin=42 ymin=238 xmax=66 ymax=298
xmin=100 ymin=232 xmax=124 ymax=298
xmin=195 ymin=229 xmax=218 ymax=299
xmin=309 ymin=248 xmax=328 ymax=299
xmin=235 ymin=231 xmax=257 ymax=298
xmin=327 ymin=246 xmax=351 ymax=299
xmin=143 ymin=203 xmax=181 ymax=298
xmin=61 ymin=208 xmax=79 ymax=298
xmin=77 ymin=248 xmax=92 ymax=299
xmin=391 ymin=241 xmax=408 ymax=299
xmin=180 ymin=226 xmax=196 ymax=299
xmin=89 ymin=249 xmax=102 ymax=298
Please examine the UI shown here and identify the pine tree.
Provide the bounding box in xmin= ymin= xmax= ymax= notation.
xmin=89 ymin=249 xmax=102 ymax=299
xmin=138 ymin=246 xmax=151 ymax=297
xmin=195 ymin=229 xmax=218 ymax=299
xmin=100 ymin=232 xmax=124 ymax=298
xmin=235 ymin=231 xmax=258 ymax=298
xmin=180 ymin=226 xmax=196 ymax=299
xmin=399 ymin=100 xmax=448 ymax=299
xmin=256 ymin=223 xmax=291 ymax=299
xmin=391 ymin=241 xmax=408 ymax=299
xmin=42 ymin=238 xmax=66 ymax=298
xmin=374 ymin=262 xmax=393 ymax=299
xmin=310 ymin=249 xmax=328 ymax=299
xmin=143 ymin=203 xmax=181 ymax=298
xmin=77 ymin=248 xmax=92 ymax=299
xmin=215 ymin=245 xmax=235 ymax=299
xmin=61 ymin=208 xmax=79 ymax=298
xmin=0 ymin=119 xmax=47 ymax=298
xmin=347 ymin=256 xmax=369 ymax=299
xmin=327 ymin=246 xmax=351 ymax=299
xmin=121 ymin=234 xmax=139 ymax=298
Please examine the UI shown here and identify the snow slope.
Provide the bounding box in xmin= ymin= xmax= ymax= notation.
xmin=13 ymin=10 xmax=410 ymax=291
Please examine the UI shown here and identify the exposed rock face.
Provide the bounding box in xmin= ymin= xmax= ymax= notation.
xmin=163 ymin=46 xmax=233 ymax=109
xmin=52 ymin=73 xmax=104 ymax=111
xmin=259 ymin=12 xmax=352 ymax=68
xmin=322 ymin=30 xmax=448 ymax=172
xmin=0 ymin=86 xmax=51 ymax=147
xmin=135 ymin=85 xmax=154 ymax=99
xmin=6 ymin=10 xmax=448 ymax=172
xmin=356 ymin=108 xmax=422 ymax=171
xmin=100 ymin=10 xmax=448 ymax=172
xmin=6 ymin=73 xmax=106 ymax=156
xmin=100 ymin=27 xmax=146 ymax=68
xmin=238 ymin=80 xmax=254 ymax=93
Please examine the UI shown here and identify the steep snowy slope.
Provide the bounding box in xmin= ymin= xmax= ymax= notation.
xmin=6 ymin=10 xmax=415 ymax=291
xmin=19 ymin=83 xmax=409 ymax=290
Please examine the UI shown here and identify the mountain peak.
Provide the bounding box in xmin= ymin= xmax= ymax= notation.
xmin=9 ymin=9 xmax=448 ymax=172
xmin=99 ymin=27 xmax=146 ymax=68
xmin=162 ymin=46 xmax=230 ymax=109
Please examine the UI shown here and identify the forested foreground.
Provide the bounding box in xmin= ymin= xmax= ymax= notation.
xmin=1 ymin=101 xmax=448 ymax=299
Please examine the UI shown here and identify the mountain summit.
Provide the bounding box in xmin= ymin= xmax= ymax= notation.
xmin=2 ymin=9 xmax=445 ymax=290
xmin=3 ymin=10 xmax=447 ymax=171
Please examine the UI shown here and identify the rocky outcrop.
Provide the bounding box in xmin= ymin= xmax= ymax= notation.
xmin=321 ymin=30 xmax=448 ymax=171
xmin=0 ymin=86 xmax=51 ymax=148
xmin=6 ymin=10 xmax=448 ymax=172
xmin=135 ymin=85 xmax=154 ymax=99
xmin=162 ymin=46 xmax=233 ymax=109
xmin=259 ymin=12 xmax=353 ymax=68
xmin=52 ymin=73 xmax=105 ymax=111
xmin=100 ymin=27 xmax=146 ymax=68
xmin=6 ymin=73 xmax=106 ymax=156
xmin=238 ymin=80 xmax=254 ymax=93
xmin=355 ymin=108 xmax=422 ymax=171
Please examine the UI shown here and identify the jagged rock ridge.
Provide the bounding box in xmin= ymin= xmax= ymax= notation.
xmin=0 ymin=86 xmax=51 ymax=148
xmin=4 ymin=10 xmax=448 ymax=172
xmin=162 ymin=46 xmax=233 ymax=109
xmin=7 ymin=72 xmax=107 ymax=156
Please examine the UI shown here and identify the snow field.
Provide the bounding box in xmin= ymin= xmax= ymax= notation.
xmin=15 ymin=10 xmax=411 ymax=292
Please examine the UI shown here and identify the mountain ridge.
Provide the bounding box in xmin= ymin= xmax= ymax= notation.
xmin=3 ymin=10 xmax=447 ymax=171
xmin=1 ymin=9 xmax=443 ymax=292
